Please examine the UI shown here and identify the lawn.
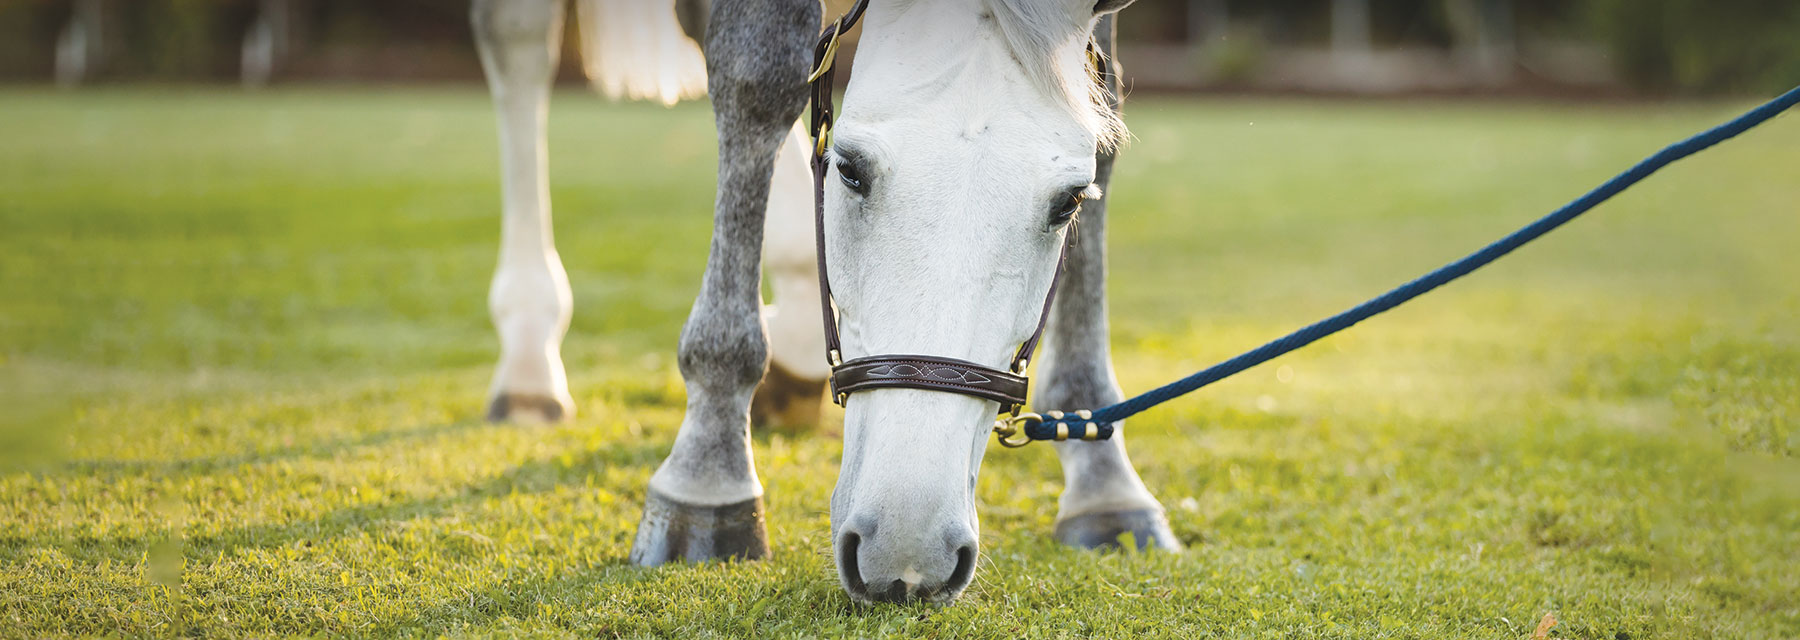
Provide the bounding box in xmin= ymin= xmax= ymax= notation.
xmin=1 ymin=87 xmax=1796 ymax=638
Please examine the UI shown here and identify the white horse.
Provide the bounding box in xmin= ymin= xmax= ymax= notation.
xmin=473 ymin=0 xmax=1174 ymax=604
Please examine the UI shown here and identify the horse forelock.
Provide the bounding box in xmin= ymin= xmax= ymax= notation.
xmin=983 ymin=0 xmax=1126 ymax=150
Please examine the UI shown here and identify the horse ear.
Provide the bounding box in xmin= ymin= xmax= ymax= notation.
xmin=1094 ymin=0 xmax=1136 ymax=15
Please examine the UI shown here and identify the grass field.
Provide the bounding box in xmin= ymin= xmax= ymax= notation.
xmin=1 ymin=88 xmax=1796 ymax=638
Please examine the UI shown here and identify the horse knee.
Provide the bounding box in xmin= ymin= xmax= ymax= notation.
xmin=703 ymin=0 xmax=818 ymax=130
xmin=471 ymin=0 xmax=562 ymax=46
xmin=472 ymin=0 xmax=563 ymax=85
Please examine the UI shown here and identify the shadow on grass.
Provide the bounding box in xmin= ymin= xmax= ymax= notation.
xmin=61 ymin=420 xmax=489 ymax=476
xmin=185 ymin=437 xmax=667 ymax=550
xmin=33 ymin=433 xmax=671 ymax=571
xmin=357 ymin=546 xmax=859 ymax=637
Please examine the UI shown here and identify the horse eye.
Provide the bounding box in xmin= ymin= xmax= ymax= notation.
xmin=1049 ymin=187 xmax=1088 ymax=226
xmin=836 ymin=159 xmax=869 ymax=196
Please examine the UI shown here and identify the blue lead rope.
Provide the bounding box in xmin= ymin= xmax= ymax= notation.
xmin=1019 ymin=85 xmax=1800 ymax=443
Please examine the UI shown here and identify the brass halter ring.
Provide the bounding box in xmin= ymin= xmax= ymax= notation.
xmin=992 ymin=413 xmax=1040 ymax=448
xmin=991 ymin=410 xmax=1102 ymax=448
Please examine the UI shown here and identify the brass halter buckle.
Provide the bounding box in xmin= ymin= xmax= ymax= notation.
xmin=808 ymin=20 xmax=847 ymax=84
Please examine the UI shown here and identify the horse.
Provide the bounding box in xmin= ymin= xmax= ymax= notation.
xmin=471 ymin=0 xmax=1175 ymax=604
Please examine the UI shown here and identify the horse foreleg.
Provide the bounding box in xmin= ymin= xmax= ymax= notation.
xmin=1037 ymin=14 xmax=1182 ymax=551
xmin=473 ymin=0 xmax=576 ymax=423
xmin=630 ymin=0 xmax=820 ymax=566
xmin=752 ymin=121 xmax=829 ymax=429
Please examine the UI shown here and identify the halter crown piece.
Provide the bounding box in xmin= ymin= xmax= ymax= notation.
xmin=806 ymin=0 xmax=1081 ymax=422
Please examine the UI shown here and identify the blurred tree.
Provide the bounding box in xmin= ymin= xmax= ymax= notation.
xmin=1444 ymin=0 xmax=1515 ymax=83
xmin=1588 ymin=0 xmax=1800 ymax=93
xmin=1331 ymin=0 xmax=1371 ymax=55
xmin=1188 ymin=0 xmax=1228 ymax=46
xmin=137 ymin=0 xmax=228 ymax=78
xmin=4 ymin=0 xmax=1793 ymax=94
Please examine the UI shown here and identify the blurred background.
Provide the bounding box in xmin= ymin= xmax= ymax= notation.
xmin=5 ymin=0 xmax=1798 ymax=95
xmin=3 ymin=1 xmax=1797 ymax=635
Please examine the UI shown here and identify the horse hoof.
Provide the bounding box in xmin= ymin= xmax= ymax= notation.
xmin=485 ymin=393 xmax=573 ymax=424
xmin=1054 ymin=508 xmax=1183 ymax=552
xmin=750 ymin=362 xmax=826 ymax=430
xmin=629 ymin=488 xmax=769 ymax=566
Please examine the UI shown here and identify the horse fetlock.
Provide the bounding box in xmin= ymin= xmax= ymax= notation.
xmin=676 ymin=312 xmax=767 ymax=391
xmin=488 ymin=255 xmax=572 ymax=318
xmin=1050 ymin=435 xmax=1179 ymax=550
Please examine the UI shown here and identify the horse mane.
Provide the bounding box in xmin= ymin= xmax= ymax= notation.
xmin=982 ymin=0 xmax=1127 ymax=150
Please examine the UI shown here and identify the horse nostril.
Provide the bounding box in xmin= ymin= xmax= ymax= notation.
xmin=838 ymin=532 xmax=868 ymax=597
xmin=946 ymin=543 xmax=976 ymax=594
xmin=837 ymin=526 xmax=978 ymax=603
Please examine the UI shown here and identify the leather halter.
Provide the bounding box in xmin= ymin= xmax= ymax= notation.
xmin=806 ymin=0 xmax=1072 ymax=416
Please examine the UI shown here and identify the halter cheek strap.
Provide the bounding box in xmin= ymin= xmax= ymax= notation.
xmin=807 ymin=0 xmax=1071 ymax=416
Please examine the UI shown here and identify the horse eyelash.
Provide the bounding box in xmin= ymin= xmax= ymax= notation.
xmin=1053 ymin=184 xmax=1099 ymax=226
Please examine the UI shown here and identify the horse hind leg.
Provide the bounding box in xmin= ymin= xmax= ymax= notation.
xmin=473 ymin=0 xmax=576 ymax=423
xmin=1038 ymin=14 xmax=1181 ymax=552
xmin=752 ymin=121 xmax=829 ymax=430
xmin=630 ymin=0 xmax=821 ymax=566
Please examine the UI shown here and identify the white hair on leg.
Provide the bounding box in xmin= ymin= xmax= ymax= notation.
xmin=576 ymin=0 xmax=709 ymax=106
xmin=473 ymin=0 xmax=578 ymax=422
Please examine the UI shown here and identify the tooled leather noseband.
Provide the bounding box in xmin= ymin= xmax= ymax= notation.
xmin=806 ymin=0 xmax=1072 ymax=416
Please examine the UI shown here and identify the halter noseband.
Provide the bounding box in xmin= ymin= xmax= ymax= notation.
xmin=806 ymin=0 xmax=1073 ymax=417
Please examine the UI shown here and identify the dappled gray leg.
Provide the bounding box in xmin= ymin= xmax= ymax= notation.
xmin=1038 ymin=15 xmax=1180 ymax=552
xmin=630 ymin=0 xmax=820 ymax=566
xmin=473 ymin=0 xmax=577 ymax=424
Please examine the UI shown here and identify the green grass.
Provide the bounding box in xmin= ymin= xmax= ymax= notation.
xmin=2 ymin=88 xmax=1797 ymax=638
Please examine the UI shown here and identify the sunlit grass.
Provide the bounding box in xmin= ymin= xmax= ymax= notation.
xmin=1 ymin=88 xmax=1796 ymax=637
